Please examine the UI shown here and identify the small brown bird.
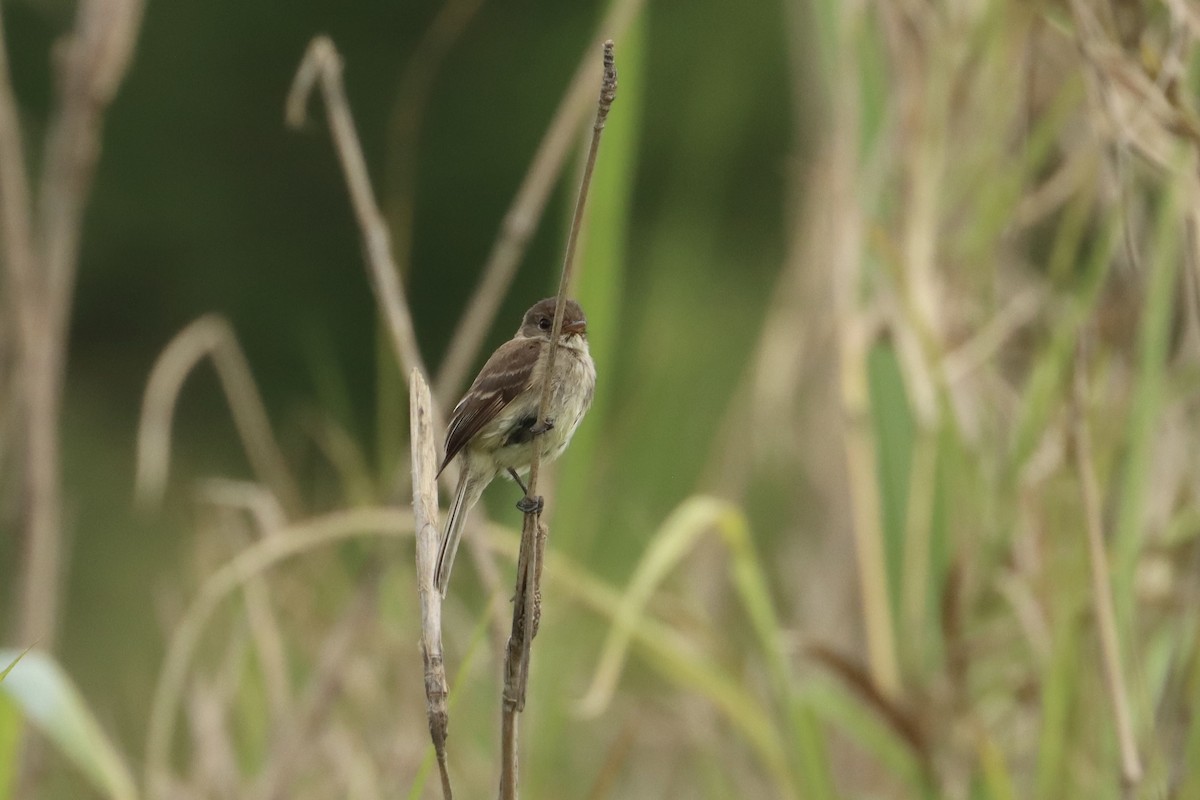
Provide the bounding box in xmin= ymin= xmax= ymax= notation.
xmin=435 ymin=297 xmax=596 ymax=594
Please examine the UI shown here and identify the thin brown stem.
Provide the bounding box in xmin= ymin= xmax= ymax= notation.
xmin=498 ymin=40 xmax=616 ymax=800
xmin=1070 ymin=341 xmax=1143 ymax=788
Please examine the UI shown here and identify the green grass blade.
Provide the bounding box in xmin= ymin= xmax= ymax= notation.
xmin=721 ymin=507 xmax=835 ymax=799
xmin=975 ymin=727 xmax=1017 ymax=800
xmin=1112 ymin=174 xmax=1186 ymax=642
xmin=576 ymin=496 xmax=833 ymax=798
xmin=1011 ymin=215 xmax=1118 ymax=471
xmin=0 ymin=649 xmax=138 ymax=800
xmin=489 ymin=527 xmax=798 ymax=798
xmin=1179 ymin=634 xmax=1200 ymax=798
xmin=0 ymin=648 xmax=31 ymax=684
xmin=802 ymin=674 xmax=928 ymax=792
xmin=868 ymin=342 xmax=913 ymax=634
xmin=1034 ymin=616 xmax=1079 ymax=800
xmin=0 ymin=695 xmax=18 ymax=800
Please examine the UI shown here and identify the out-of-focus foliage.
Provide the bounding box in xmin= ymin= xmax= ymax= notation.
xmin=2 ymin=0 xmax=1200 ymax=797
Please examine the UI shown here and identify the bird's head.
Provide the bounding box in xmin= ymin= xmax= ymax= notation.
xmin=519 ymin=297 xmax=587 ymax=341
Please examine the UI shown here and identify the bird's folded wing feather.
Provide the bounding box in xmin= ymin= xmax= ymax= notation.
xmin=438 ymin=338 xmax=541 ymax=474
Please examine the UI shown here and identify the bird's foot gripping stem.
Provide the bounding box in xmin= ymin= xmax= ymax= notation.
xmin=516 ymin=494 xmax=544 ymax=514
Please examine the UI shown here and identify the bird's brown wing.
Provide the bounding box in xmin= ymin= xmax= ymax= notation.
xmin=438 ymin=338 xmax=541 ymax=475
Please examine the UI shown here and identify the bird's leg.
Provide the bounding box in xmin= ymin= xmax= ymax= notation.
xmin=507 ymin=467 xmax=530 ymax=495
xmin=510 ymin=467 xmax=544 ymax=514
xmin=512 ymin=416 xmax=553 ymax=514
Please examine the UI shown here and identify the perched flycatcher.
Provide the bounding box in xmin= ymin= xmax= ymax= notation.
xmin=435 ymin=297 xmax=596 ymax=593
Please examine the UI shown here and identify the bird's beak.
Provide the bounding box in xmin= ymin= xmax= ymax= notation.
xmin=562 ymin=320 xmax=587 ymax=336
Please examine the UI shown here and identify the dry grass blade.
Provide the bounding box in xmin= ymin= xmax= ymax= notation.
xmin=410 ymin=369 xmax=452 ymax=799
xmin=498 ymin=39 xmax=616 ymax=800
xmin=4 ymin=0 xmax=145 ymax=657
xmin=254 ymin=568 xmax=382 ymax=800
xmin=195 ymin=479 xmax=292 ymax=724
xmin=135 ymin=314 xmax=302 ymax=516
xmin=287 ymin=35 xmax=430 ymax=391
xmin=143 ymin=507 xmax=414 ymax=798
xmin=1069 ymin=341 xmax=1142 ymax=788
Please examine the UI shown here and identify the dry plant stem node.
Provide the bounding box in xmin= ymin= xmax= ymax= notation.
xmin=498 ymin=39 xmax=616 ymax=800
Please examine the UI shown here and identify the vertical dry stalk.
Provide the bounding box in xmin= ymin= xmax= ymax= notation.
xmin=0 ymin=0 xmax=144 ymax=655
xmin=432 ymin=0 xmax=645 ymax=404
xmin=1069 ymin=342 xmax=1142 ymax=788
xmin=498 ymin=40 xmax=616 ymax=800
xmin=410 ymin=369 xmax=452 ymax=799
xmin=818 ymin=7 xmax=901 ymax=699
xmin=837 ymin=317 xmax=901 ymax=698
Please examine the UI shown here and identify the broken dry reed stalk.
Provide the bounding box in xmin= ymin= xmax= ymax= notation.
xmin=135 ymin=314 xmax=303 ymax=516
xmin=498 ymin=39 xmax=616 ymax=800
xmin=1069 ymin=341 xmax=1143 ymax=789
xmin=410 ymin=370 xmax=453 ymax=799
xmin=287 ymin=35 xmax=430 ymax=391
xmin=432 ymin=0 xmax=645 ymax=405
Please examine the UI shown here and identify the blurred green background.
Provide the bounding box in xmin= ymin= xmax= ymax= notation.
xmin=3 ymin=0 xmax=1200 ymax=797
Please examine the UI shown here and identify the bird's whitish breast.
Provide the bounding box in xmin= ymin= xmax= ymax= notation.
xmin=543 ymin=347 xmax=595 ymax=459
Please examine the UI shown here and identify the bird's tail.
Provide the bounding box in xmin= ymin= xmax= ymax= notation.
xmin=435 ymin=468 xmax=483 ymax=595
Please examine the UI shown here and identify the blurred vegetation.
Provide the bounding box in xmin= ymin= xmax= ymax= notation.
xmin=2 ymin=0 xmax=1200 ymax=798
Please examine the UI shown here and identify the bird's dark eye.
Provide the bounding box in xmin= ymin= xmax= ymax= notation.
xmin=538 ymin=317 xmax=551 ymax=331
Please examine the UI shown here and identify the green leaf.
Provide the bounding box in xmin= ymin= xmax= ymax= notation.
xmin=0 ymin=649 xmax=138 ymax=800
xmin=868 ymin=342 xmax=913 ymax=629
xmin=0 ymin=647 xmax=30 ymax=683
xmin=0 ymin=694 xmax=19 ymax=800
